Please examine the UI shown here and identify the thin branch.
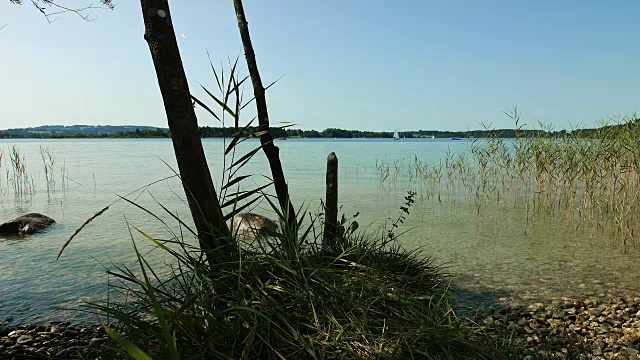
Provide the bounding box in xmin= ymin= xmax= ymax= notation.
xmin=17 ymin=0 xmax=114 ymax=23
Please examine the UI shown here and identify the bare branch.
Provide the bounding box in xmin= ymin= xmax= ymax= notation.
xmin=10 ymin=0 xmax=114 ymax=23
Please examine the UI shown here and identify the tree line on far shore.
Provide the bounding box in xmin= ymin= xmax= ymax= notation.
xmin=1 ymin=121 xmax=637 ymax=139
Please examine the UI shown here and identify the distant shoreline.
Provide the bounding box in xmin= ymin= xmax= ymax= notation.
xmin=0 ymin=124 xmax=608 ymax=140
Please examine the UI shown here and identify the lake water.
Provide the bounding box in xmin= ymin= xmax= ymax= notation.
xmin=1 ymin=138 xmax=639 ymax=324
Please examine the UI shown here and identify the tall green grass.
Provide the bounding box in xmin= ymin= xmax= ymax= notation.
xmin=0 ymin=145 xmax=68 ymax=200
xmin=88 ymin=193 xmax=539 ymax=359
xmin=72 ymin=65 xmax=556 ymax=359
xmin=39 ymin=145 xmax=57 ymax=195
xmin=5 ymin=145 xmax=34 ymax=199
xmin=376 ymin=110 xmax=640 ymax=250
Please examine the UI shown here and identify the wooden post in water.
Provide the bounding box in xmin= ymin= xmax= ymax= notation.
xmin=324 ymin=152 xmax=338 ymax=248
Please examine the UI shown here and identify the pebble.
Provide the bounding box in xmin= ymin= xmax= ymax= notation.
xmin=0 ymin=320 xmax=118 ymax=358
xmin=16 ymin=335 xmax=33 ymax=345
xmin=6 ymin=291 xmax=640 ymax=357
xmin=473 ymin=291 xmax=640 ymax=357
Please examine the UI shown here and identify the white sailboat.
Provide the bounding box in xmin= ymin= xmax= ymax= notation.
xmin=392 ymin=129 xmax=400 ymax=140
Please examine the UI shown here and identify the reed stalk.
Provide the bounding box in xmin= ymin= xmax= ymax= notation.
xmin=5 ymin=145 xmax=34 ymax=200
xmin=39 ymin=145 xmax=56 ymax=195
xmin=376 ymin=112 xmax=640 ymax=250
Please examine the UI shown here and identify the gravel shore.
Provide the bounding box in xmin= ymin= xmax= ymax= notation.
xmin=0 ymin=321 xmax=117 ymax=359
xmin=4 ymin=293 xmax=640 ymax=359
xmin=474 ymin=293 xmax=640 ymax=359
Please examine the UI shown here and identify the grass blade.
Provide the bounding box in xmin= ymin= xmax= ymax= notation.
xmin=102 ymin=324 xmax=152 ymax=360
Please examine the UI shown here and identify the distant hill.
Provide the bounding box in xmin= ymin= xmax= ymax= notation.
xmin=2 ymin=125 xmax=168 ymax=136
xmin=1 ymin=120 xmax=638 ymax=139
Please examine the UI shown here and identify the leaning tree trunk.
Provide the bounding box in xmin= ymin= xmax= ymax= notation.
xmin=140 ymin=0 xmax=231 ymax=266
xmin=233 ymin=0 xmax=297 ymax=233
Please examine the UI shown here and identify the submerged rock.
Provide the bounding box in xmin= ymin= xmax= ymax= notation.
xmin=0 ymin=213 xmax=56 ymax=236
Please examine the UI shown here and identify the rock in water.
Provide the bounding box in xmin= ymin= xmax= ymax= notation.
xmin=0 ymin=213 xmax=56 ymax=236
xmin=228 ymin=213 xmax=278 ymax=238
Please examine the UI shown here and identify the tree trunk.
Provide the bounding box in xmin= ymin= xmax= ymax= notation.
xmin=232 ymin=0 xmax=297 ymax=233
xmin=140 ymin=0 xmax=231 ymax=265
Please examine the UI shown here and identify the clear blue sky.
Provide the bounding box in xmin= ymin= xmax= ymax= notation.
xmin=1 ymin=1 xmax=639 ymax=131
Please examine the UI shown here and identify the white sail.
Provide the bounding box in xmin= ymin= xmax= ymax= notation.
xmin=393 ymin=129 xmax=400 ymax=140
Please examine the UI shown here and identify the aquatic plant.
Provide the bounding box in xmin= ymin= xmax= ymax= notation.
xmin=5 ymin=145 xmax=34 ymax=200
xmin=376 ymin=109 xmax=640 ymax=251
xmin=0 ymin=148 xmax=3 ymax=195
xmin=87 ymin=185 xmax=537 ymax=359
xmin=0 ymin=144 xmax=77 ymax=202
xmin=38 ymin=145 xmax=56 ymax=194
xmin=60 ymin=57 xmax=550 ymax=359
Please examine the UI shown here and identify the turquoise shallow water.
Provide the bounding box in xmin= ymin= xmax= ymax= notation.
xmin=1 ymin=138 xmax=638 ymax=324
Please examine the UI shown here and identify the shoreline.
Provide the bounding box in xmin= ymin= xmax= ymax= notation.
xmin=464 ymin=290 xmax=640 ymax=358
xmin=4 ymin=291 xmax=640 ymax=358
xmin=0 ymin=320 xmax=115 ymax=359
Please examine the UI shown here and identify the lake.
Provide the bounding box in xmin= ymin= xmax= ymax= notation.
xmin=1 ymin=138 xmax=639 ymax=324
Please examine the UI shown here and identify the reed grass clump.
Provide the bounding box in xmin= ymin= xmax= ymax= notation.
xmin=0 ymin=144 xmax=68 ymax=200
xmin=77 ymin=62 xmax=527 ymax=359
xmin=89 ymin=198 xmax=528 ymax=359
xmin=39 ymin=145 xmax=56 ymax=194
xmin=376 ymin=110 xmax=640 ymax=250
xmin=4 ymin=145 xmax=34 ymax=199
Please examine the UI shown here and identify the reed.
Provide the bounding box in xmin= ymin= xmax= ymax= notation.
xmin=0 ymin=144 xmax=72 ymax=200
xmin=38 ymin=145 xmax=56 ymax=194
xmin=0 ymin=148 xmax=3 ymax=195
xmin=376 ymin=110 xmax=640 ymax=250
xmin=61 ymin=159 xmax=68 ymax=190
xmin=86 ymin=191 xmax=539 ymax=359
xmin=73 ymin=64 xmax=556 ymax=359
xmin=5 ymin=145 xmax=34 ymax=200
